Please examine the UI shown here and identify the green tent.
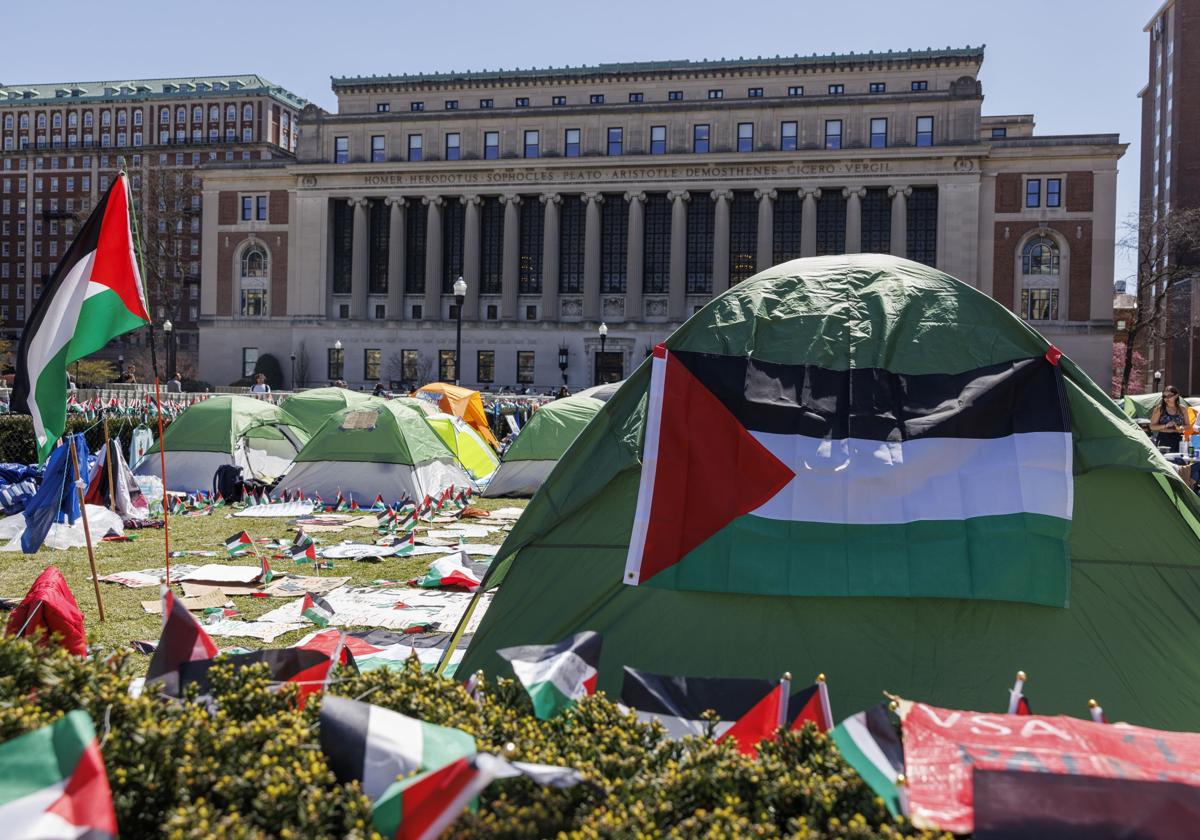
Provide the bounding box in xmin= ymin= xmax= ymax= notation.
xmin=460 ymin=254 xmax=1200 ymax=730
xmin=279 ymin=387 xmax=381 ymax=435
xmin=1122 ymin=392 xmax=1200 ymax=420
xmin=134 ymin=395 xmax=308 ymax=492
xmin=483 ymin=396 xmax=604 ymax=497
xmin=274 ymin=400 xmax=471 ymax=504
xmin=425 ymin=412 xmax=500 ymax=481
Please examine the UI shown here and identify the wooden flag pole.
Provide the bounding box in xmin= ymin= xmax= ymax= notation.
xmin=68 ymin=437 xmax=105 ymax=622
xmin=435 ymin=585 xmax=483 ymax=676
xmin=102 ymin=421 xmax=116 ymax=510
xmin=154 ymin=376 xmax=171 ymax=586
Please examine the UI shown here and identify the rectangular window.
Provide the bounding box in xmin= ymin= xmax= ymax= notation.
xmin=788 ymin=86 xmax=803 ymax=96
xmin=686 ymin=193 xmax=714 ymax=294
xmin=707 ymin=89 xmax=723 ymax=100
xmin=479 ymin=98 xmax=494 ymax=109
xmin=376 ymin=103 xmax=390 ymax=113
xmin=824 ymin=119 xmax=842 ymax=150
xmin=915 ymin=116 xmax=933 ymax=147
xmin=552 ymin=96 xmax=566 ymax=106
xmin=484 ymin=131 xmax=499 ymax=160
xmin=668 ymin=90 xmax=683 ymax=101
xmin=441 ymin=100 xmax=459 ymax=111
xmin=1046 ymin=178 xmax=1062 ymax=208
xmin=515 ymin=97 xmax=530 ymax=107
xmin=607 ymin=127 xmax=623 ymax=156
xmin=737 ymin=122 xmax=754 ymax=152
xmin=439 ymin=349 xmax=457 ymax=382
xmin=869 ymin=82 xmax=886 ymax=93
xmin=1026 ymin=178 xmax=1041 ymax=208
xmin=650 ymin=125 xmax=667 ymax=155
xmin=748 ymin=87 xmax=764 ymax=97
xmin=870 ymin=117 xmax=888 ymax=148
xmin=401 ymin=350 xmax=419 ymax=384
xmin=410 ymin=101 xmax=424 ymax=112
xmin=242 ymin=348 xmax=258 ymax=378
xmin=781 ymin=121 xmax=798 ymax=151
xmin=991 ymin=127 xmax=1007 ymax=138
xmin=241 ymin=195 xmax=252 ymax=221
xmin=828 ymin=84 xmax=844 ymax=95
xmin=334 ymin=136 xmax=348 ymax=163
xmin=911 ymin=80 xmax=929 ymax=91
xmin=525 ymin=304 xmax=538 ymax=320
xmin=590 ymin=94 xmax=605 ymax=104
xmin=600 ymin=192 xmax=628 ymax=293
xmin=408 ymin=134 xmax=423 ymax=161
xmin=559 ymin=196 xmax=585 ymax=293
xmin=564 ymin=128 xmax=581 ymax=157
xmin=445 ymin=132 xmax=461 ymax=161
xmin=374 ymin=303 xmax=386 ymax=319
xmin=517 ymin=351 xmax=535 ymax=384
xmin=629 ymin=92 xmax=644 ymax=103
xmin=477 ymin=350 xmax=495 ymax=384
xmin=1022 ymin=288 xmax=1059 ymax=321
xmin=524 ymin=129 xmax=540 ymax=158
xmin=693 ymin=124 xmax=710 ymax=153
xmin=364 ymin=349 xmax=381 ymax=381
xmin=410 ymin=304 xmax=422 ymax=320
xmin=370 ymin=135 xmax=385 ymax=162
xmin=256 ymin=195 xmax=268 ymax=221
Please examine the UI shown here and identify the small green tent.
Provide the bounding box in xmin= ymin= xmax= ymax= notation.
xmin=460 ymin=255 xmax=1200 ymax=730
xmin=279 ymin=387 xmax=381 ymax=435
xmin=1122 ymin=392 xmax=1200 ymax=420
xmin=484 ymin=396 xmax=604 ymax=497
xmin=425 ymin=412 xmax=500 ymax=481
xmin=134 ymin=395 xmax=308 ymax=492
xmin=274 ymin=400 xmax=471 ymax=504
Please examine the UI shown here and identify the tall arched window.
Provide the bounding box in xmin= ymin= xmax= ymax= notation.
xmin=1020 ymin=235 xmax=1061 ymax=321
xmin=240 ymin=244 xmax=268 ymax=316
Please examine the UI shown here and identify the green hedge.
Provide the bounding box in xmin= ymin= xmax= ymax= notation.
xmin=0 ymin=416 xmax=145 ymax=465
xmin=0 ymin=637 xmax=943 ymax=839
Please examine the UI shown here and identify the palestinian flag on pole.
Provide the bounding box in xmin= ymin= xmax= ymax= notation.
xmin=830 ymin=703 xmax=906 ymax=817
xmin=498 ymin=631 xmax=601 ymax=720
xmin=715 ymin=677 xmax=789 ymax=758
xmin=146 ymin=587 xmax=218 ymax=686
xmin=260 ymin=554 xmax=274 ymax=584
xmin=394 ymin=532 xmax=416 ymax=557
xmin=0 ymin=710 xmax=117 ymax=839
xmin=12 ymin=172 xmax=149 ymax=465
xmin=335 ymin=491 xmax=349 ymax=512
xmin=624 ymin=346 xmax=1073 ymax=606
xmin=301 ymin=592 xmax=336 ymax=627
xmin=372 ymin=495 xmax=387 ymax=511
xmin=1006 ymin=671 xmax=1032 ymax=715
xmin=291 ymin=542 xmax=317 ymax=564
xmin=179 ymin=647 xmax=353 ymax=706
xmin=225 ymin=531 xmax=255 ymax=557
xmin=621 ymin=667 xmax=781 ymax=739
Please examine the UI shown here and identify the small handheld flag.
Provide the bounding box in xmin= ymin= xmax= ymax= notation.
xmin=260 ymin=554 xmax=274 ymax=584
xmin=225 ymin=531 xmax=255 ymax=557
xmin=1006 ymin=670 xmax=1031 ymax=715
xmin=301 ymin=592 xmax=336 ymax=627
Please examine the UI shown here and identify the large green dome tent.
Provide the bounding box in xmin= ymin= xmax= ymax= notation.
xmin=133 ymin=395 xmax=308 ymax=493
xmin=459 ymin=255 xmax=1200 ymax=730
xmin=278 ymin=387 xmax=381 ymax=435
xmin=273 ymin=400 xmax=472 ymax=504
xmin=483 ymin=395 xmax=604 ymax=497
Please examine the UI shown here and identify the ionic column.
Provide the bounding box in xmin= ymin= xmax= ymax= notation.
xmin=349 ymin=198 xmax=369 ymax=319
xmin=755 ymin=188 xmax=776 ymax=271
xmin=583 ymin=192 xmax=603 ymax=320
xmin=385 ymin=197 xmax=406 ymax=320
xmin=889 ymin=185 xmax=911 ymax=258
xmin=461 ymin=195 xmax=481 ymax=320
xmin=711 ymin=190 xmax=732 ymax=294
xmin=500 ymin=194 xmax=521 ymax=320
xmin=800 ymin=188 xmax=820 ymax=257
xmin=540 ymin=193 xmax=561 ymax=321
xmin=422 ymin=195 xmax=443 ymax=320
xmin=845 ymin=187 xmax=865 ymax=254
xmin=625 ymin=191 xmax=646 ymax=321
xmin=668 ymin=190 xmax=689 ymax=320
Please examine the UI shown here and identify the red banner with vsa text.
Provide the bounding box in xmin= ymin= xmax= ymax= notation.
xmin=901 ymin=701 xmax=1200 ymax=834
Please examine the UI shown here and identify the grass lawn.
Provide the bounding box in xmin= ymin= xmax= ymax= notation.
xmin=0 ymin=497 xmax=527 ymax=659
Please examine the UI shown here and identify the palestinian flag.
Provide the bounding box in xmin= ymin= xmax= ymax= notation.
xmin=301 ymin=592 xmax=335 ymax=627
xmin=179 ymin=646 xmax=355 ymax=707
xmin=146 ymin=587 xmax=218 ymax=685
xmin=225 ymin=531 xmax=254 ymax=557
xmin=789 ymin=677 xmax=835 ymax=733
xmin=260 ymin=554 xmax=274 ymax=584
xmin=830 ymin=703 xmax=906 ymax=817
xmin=372 ymin=495 xmax=387 ymax=511
xmin=335 ymin=491 xmax=349 ymax=512
xmin=291 ymin=542 xmax=317 ymax=564
xmin=349 ymin=495 xmax=360 ymax=512
xmin=212 ymin=492 xmax=225 ymax=509
xmin=0 ymin=711 xmax=117 ymax=839
xmin=1007 ymin=672 xmax=1032 ymax=715
xmin=416 ymin=552 xmax=479 ymax=590
xmin=715 ymin=679 xmax=787 ymax=758
xmin=12 ymin=173 xmax=149 ymax=464
xmin=498 ymin=631 xmax=601 ymax=720
xmin=395 ymin=532 xmax=415 ymax=557
xmin=624 ymin=346 xmax=1074 ymax=606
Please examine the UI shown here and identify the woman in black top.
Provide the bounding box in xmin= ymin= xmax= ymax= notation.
xmin=1150 ymin=386 xmax=1189 ymax=452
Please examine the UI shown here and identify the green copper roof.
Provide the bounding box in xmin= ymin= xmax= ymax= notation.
xmin=332 ymin=47 xmax=986 ymax=88
xmin=0 ymin=75 xmax=307 ymax=110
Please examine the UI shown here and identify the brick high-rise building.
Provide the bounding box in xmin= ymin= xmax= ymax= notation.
xmin=0 ymin=76 xmax=305 ymax=375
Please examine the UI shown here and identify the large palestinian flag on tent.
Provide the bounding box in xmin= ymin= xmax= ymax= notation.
xmin=458 ymin=255 xmax=1200 ymax=730
xmin=13 ymin=173 xmax=149 ymax=464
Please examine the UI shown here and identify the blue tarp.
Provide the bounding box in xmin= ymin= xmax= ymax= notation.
xmin=21 ymin=435 xmax=89 ymax=554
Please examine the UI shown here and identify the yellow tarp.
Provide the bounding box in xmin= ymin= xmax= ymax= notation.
xmin=413 ymin=383 xmax=501 ymax=449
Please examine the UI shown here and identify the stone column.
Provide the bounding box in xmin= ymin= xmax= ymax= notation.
xmin=711 ymin=190 xmax=732 ymax=294
xmin=500 ymin=194 xmax=521 ymax=320
xmin=385 ymin=197 xmax=406 ymax=320
xmin=540 ymin=193 xmax=561 ymax=320
xmin=844 ymin=187 xmax=865 ymax=254
xmin=583 ymin=192 xmax=603 ymax=320
xmin=668 ymin=190 xmax=689 ymax=320
xmin=624 ymin=191 xmax=645 ymax=321
xmin=461 ymin=195 xmax=481 ymax=320
xmin=349 ymin=198 xmax=369 ymax=319
xmin=889 ymin=185 xmax=910 ymax=259
xmin=800 ymin=188 xmax=820 ymax=257
xmin=755 ymin=188 xmax=776 ymax=271
xmin=422 ymin=195 xmax=443 ymax=320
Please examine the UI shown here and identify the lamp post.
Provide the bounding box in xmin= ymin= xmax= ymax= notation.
xmin=597 ymin=322 xmax=608 ymax=385
xmin=333 ymin=339 xmax=343 ymax=384
xmin=162 ymin=319 xmax=174 ymax=380
xmin=1154 ymin=370 xmax=1163 ymax=392
xmin=558 ymin=345 xmax=569 ymax=385
xmin=290 ymin=353 xmax=297 ymax=390
xmin=117 ymin=354 xmax=124 ymax=378
xmin=453 ymin=275 xmax=467 ymax=386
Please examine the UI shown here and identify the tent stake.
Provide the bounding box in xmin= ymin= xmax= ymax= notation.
xmin=69 ymin=438 xmax=105 ymax=622
xmin=435 ymin=586 xmax=483 ymax=676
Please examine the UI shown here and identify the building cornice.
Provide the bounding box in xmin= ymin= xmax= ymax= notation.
xmin=0 ymin=75 xmax=307 ymax=111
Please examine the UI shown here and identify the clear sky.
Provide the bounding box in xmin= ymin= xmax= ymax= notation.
xmin=3 ymin=0 xmax=1149 ymax=281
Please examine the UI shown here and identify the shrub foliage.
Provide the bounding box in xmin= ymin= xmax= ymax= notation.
xmin=0 ymin=637 xmax=944 ymax=838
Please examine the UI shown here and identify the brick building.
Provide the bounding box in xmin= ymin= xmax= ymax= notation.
xmin=198 ymin=48 xmax=1125 ymax=390
xmin=0 ymin=75 xmax=304 ymax=374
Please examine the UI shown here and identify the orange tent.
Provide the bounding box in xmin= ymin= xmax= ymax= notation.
xmin=414 ymin=383 xmax=500 ymax=449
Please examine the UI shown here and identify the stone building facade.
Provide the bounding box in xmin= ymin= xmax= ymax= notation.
xmin=198 ymin=48 xmax=1124 ymax=390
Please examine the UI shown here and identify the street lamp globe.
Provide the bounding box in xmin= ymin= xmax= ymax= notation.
xmin=334 ymin=339 xmax=343 ymax=351
xmin=163 ymin=319 xmax=172 ymax=334
xmin=453 ymin=276 xmax=467 ymax=300
xmin=598 ymin=322 xmax=608 ymax=339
